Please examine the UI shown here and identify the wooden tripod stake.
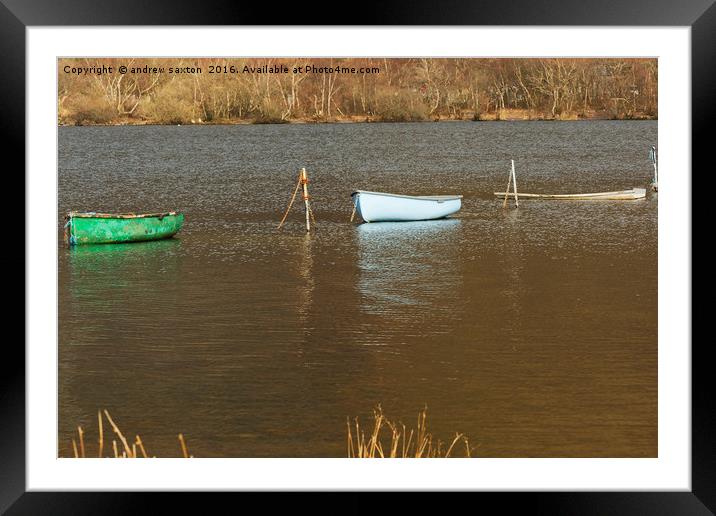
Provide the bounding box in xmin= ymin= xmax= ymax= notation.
xmin=278 ymin=167 xmax=315 ymax=231
xmin=502 ymin=159 xmax=519 ymax=208
xmin=300 ymin=167 xmax=311 ymax=232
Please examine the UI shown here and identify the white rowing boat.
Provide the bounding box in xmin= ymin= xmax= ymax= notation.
xmin=493 ymin=187 xmax=646 ymax=201
xmin=351 ymin=190 xmax=463 ymax=222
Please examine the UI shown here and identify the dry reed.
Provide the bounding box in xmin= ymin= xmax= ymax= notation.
xmin=68 ymin=406 xmax=471 ymax=458
xmin=347 ymin=405 xmax=473 ymax=458
xmin=67 ymin=410 xmax=192 ymax=458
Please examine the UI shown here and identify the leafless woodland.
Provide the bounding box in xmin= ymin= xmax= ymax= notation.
xmin=58 ymin=58 xmax=657 ymax=125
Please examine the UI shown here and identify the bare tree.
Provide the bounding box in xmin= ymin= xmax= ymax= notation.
xmin=88 ymin=58 xmax=163 ymax=116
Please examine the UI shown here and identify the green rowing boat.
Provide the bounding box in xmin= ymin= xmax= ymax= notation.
xmin=65 ymin=211 xmax=184 ymax=245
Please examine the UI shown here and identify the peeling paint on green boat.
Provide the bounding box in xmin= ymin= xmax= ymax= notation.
xmin=67 ymin=213 xmax=184 ymax=245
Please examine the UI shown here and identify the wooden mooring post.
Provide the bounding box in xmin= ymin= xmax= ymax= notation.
xmin=300 ymin=167 xmax=311 ymax=231
xmin=502 ymin=159 xmax=519 ymax=208
xmin=278 ymin=167 xmax=315 ymax=231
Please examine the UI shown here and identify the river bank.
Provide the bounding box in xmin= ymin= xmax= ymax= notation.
xmin=59 ymin=58 xmax=658 ymax=127
xmin=59 ymin=108 xmax=657 ymax=126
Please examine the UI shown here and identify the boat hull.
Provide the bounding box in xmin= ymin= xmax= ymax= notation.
xmin=66 ymin=212 xmax=184 ymax=245
xmin=351 ymin=190 xmax=462 ymax=222
xmin=493 ymin=188 xmax=646 ymax=200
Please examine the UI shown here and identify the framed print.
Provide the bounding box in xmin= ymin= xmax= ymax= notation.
xmin=5 ymin=0 xmax=710 ymax=513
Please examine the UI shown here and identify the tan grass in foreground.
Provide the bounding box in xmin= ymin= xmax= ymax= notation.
xmin=68 ymin=406 xmax=470 ymax=458
xmin=68 ymin=409 xmax=192 ymax=458
xmin=347 ymin=405 xmax=473 ymax=458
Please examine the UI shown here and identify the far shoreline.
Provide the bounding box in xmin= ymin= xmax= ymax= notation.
xmin=58 ymin=113 xmax=658 ymax=128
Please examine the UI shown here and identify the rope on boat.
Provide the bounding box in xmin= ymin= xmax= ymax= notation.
xmin=350 ymin=200 xmax=357 ymax=222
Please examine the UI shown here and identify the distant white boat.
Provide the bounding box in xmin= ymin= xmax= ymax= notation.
xmin=351 ymin=190 xmax=462 ymax=222
xmin=493 ymin=188 xmax=646 ymax=200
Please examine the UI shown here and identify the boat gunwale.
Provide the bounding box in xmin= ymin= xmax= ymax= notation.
xmin=351 ymin=190 xmax=463 ymax=201
xmin=67 ymin=211 xmax=181 ymax=220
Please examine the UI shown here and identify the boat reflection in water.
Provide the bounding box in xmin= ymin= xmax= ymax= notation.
xmin=355 ymin=219 xmax=463 ymax=338
xmin=65 ymin=238 xmax=181 ymax=291
xmin=62 ymin=239 xmax=182 ymax=340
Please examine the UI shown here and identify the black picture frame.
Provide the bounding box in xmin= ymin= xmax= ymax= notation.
xmin=5 ymin=0 xmax=709 ymax=513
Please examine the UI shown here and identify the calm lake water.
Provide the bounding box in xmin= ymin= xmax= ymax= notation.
xmin=58 ymin=121 xmax=657 ymax=457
